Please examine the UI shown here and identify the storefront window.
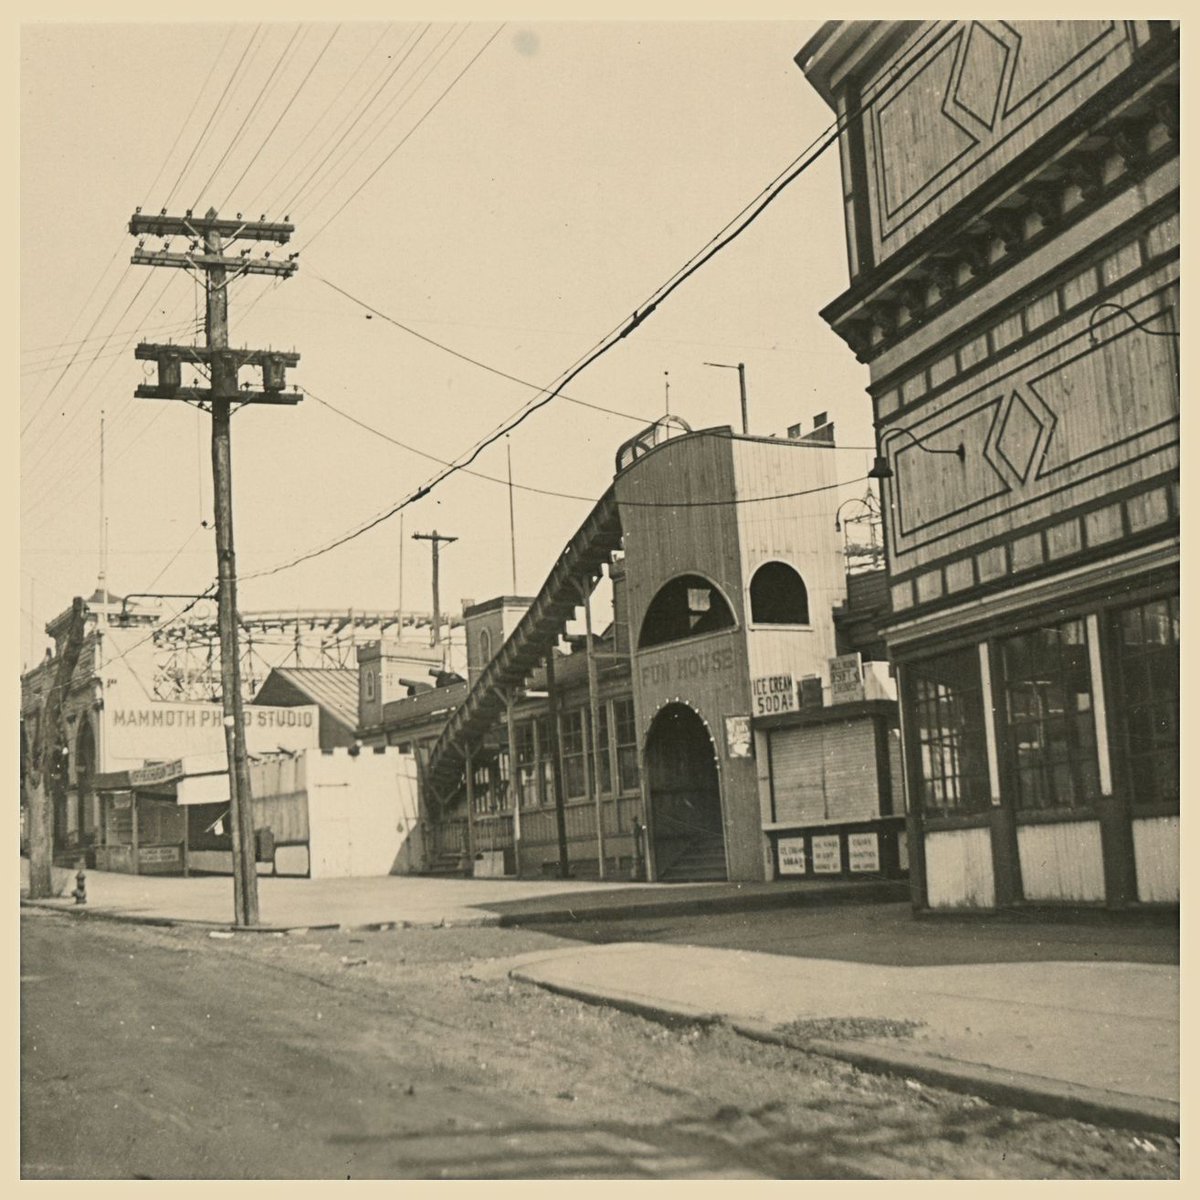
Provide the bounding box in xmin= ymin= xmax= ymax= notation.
xmin=561 ymin=709 xmax=587 ymax=799
xmin=536 ymin=717 xmax=555 ymax=806
xmin=1110 ymin=595 xmax=1179 ymax=808
xmin=596 ymin=704 xmax=613 ymax=794
xmin=999 ymin=618 xmax=1099 ymax=811
xmin=513 ymin=722 xmax=538 ymax=808
xmin=907 ymin=648 xmax=991 ymax=815
xmin=614 ymin=697 xmax=640 ymax=793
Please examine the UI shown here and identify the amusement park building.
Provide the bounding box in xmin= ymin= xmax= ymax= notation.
xmin=360 ymin=420 xmax=906 ymax=884
xmin=798 ymin=20 xmax=1179 ymax=910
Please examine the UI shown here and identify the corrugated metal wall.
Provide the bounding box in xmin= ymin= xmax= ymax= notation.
xmin=1016 ymin=820 xmax=1106 ymax=902
xmin=924 ymin=827 xmax=995 ymax=909
xmin=1132 ymin=816 xmax=1179 ymax=903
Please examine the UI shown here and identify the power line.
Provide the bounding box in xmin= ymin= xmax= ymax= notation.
xmin=164 ymin=25 xmax=263 ymax=210
xmin=192 ymin=24 xmax=305 ymax=210
xmin=304 ymin=22 xmax=506 ymax=249
xmin=219 ymin=25 xmax=342 ymax=209
xmin=313 ymin=273 xmax=653 ymax=424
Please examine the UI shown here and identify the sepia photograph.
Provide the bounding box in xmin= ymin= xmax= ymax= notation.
xmin=18 ymin=9 xmax=1180 ymax=1181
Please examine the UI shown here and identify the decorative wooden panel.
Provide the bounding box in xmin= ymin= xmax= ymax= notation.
xmin=1132 ymin=815 xmax=1179 ymax=903
xmin=885 ymin=270 xmax=1178 ymax=580
xmin=923 ymin=826 xmax=995 ymax=908
xmin=1016 ymin=820 xmax=1106 ymax=902
xmin=862 ymin=21 xmax=1136 ymax=262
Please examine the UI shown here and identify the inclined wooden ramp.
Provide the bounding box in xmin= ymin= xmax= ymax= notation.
xmin=423 ymin=485 xmax=622 ymax=800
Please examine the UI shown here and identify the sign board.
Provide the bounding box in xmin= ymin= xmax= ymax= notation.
xmin=812 ymin=834 xmax=842 ymax=874
xmin=724 ymin=715 xmax=752 ymax=758
xmin=138 ymin=844 xmax=183 ymax=866
xmin=105 ymin=703 xmax=320 ymax=766
xmin=848 ymin=832 xmax=880 ymax=873
xmin=829 ymin=653 xmax=865 ymax=705
xmin=799 ymin=676 xmax=824 ymax=708
xmin=128 ymin=759 xmax=186 ymax=788
xmin=751 ymin=674 xmax=795 ymax=717
xmin=777 ymin=836 xmax=806 ymax=875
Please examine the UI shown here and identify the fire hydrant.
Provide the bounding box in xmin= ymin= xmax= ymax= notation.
xmin=72 ymin=865 xmax=87 ymax=905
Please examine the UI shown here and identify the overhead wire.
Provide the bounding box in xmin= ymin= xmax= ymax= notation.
xmin=192 ymin=24 xmax=305 ymax=212
xmin=297 ymin=24 xmax=466 ymax=222
xmin=237 ymin=22 xmax=947 ymax=581
xmin=303 ymin=22 xmax=506 ymax=249
xmin=218 ymin=24 xmax=342 ymax=210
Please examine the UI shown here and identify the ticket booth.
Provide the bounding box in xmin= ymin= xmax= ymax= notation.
xmin=93 ymin=757 xmax=227 ymax=876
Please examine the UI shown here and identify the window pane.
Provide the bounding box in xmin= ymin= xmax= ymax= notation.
xmin=998 ymin=619 xmax=1098 ymax=812
xmin=905 ymin=647 xmax=990 ymax=816
xmin=1109 ymin=595 xmax=1180 ymax=807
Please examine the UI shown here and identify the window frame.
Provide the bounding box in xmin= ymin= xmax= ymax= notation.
xmin=748 ymin=559 xmax=811 ymax=628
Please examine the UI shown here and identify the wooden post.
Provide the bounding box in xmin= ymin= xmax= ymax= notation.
xmin=545 ymin=651 xmax=570 ymax=878
xmin=207 ymin=211 xmax=259 ymax=927
xmin=505 ymin=691 xmax=521 ymax=878
xmin=581 ymin=580 xmax=607 ymax=880
xmin=131 ymin=793 xmax=140 ymax=876
xmin=464 ymin=748 xmax=477 ymax=876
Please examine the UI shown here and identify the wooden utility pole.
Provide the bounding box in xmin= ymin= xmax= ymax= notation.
xmin=579 ymin=577 xmax=606 ymax=880
xmin=129 ymin=207 xmax=300 ymax=927
xmin=412 ymin=531 xmax=457 ymax=650
xmin=26 ymin=597 xmax=87 ymax=899
xmin=545 ymin=650 xmax=570 ymax=879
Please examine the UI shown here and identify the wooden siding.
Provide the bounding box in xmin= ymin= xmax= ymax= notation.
xmin=923 ymin=826 xmax=995 ymax=908
xmin=1016 ymin=820 xmax=1106 ymax=902
xmin=1132 ymin=816 xmax=1179 ymax=903
xmin=883 ymin=264 xmax=1178 ymax=585
xmin=859 ymin=21 xmax=1138 ymax=265
xmin=730 ymin=437 xmax=844 ymax=688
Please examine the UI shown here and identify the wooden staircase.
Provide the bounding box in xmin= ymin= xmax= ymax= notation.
xmin=424 ymin=486 xmax=623 ymax=802
xmin=655 ymin=835 xmax=728 ymax=883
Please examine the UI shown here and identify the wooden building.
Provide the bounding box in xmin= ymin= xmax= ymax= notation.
xmin=365 ymin=423 xmax=906 ymax=885
xmin=799 ymin=21 xmax=1179 ymax=910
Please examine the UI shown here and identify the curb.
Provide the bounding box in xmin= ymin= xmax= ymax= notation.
xmin=19 ymin=898 xmax=501 ymax=934
xmin=508 ymin=968 xmax=1179 ymax=1138
xmin=492 ymin=880 xmax=909 ymax=927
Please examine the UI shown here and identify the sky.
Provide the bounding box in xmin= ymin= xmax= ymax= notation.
xmin=19 ymin=13 xmax=876 ymax=669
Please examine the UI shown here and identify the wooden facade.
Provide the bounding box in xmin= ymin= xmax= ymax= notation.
xmin=800 ymin=20 xmax=1179 ymax=911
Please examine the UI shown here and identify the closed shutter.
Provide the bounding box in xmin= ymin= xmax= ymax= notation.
xmin=769 ymin=727 xmax=826 ymax=824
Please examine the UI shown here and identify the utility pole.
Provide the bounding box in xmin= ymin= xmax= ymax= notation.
xmin=129 ymin=207 xmax=300 ymax=928
xmin=703 ymin=361 xmax=749 ymax=434
xmin=506 ymin=438 xmax=517 ymax=594
xmin=412 ymin=530 xmax=457 ymax=651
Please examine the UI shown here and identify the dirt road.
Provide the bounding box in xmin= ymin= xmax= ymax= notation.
xmin=20 ymin=910 xmax=1178 ymax=1180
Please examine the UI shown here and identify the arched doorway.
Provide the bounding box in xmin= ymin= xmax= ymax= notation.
xmin=644 ymin=703 xmax=726 ymax=882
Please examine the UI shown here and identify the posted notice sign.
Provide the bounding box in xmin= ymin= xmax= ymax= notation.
xmin=751 ymin=674 xmax=796 ymax=716
xmin=848 ymin=832 xmax=880 ymax=873
xmin=829 ymin=653 xmax=865 ymax=705
xmin=812 ymin=834 xmax=842 ymax=874
xmin=777 ymin=836 xmax=806 ymax=875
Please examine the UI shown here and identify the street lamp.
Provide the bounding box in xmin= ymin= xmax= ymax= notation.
xmin=703 ymin=361 xmax=749 ymax=434
xmin=868 ymin=426 xmax=965 ymax=480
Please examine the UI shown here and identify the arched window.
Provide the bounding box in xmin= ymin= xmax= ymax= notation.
xmin=479 ymin=627 xmax=492 ymax=664
xmin=638 ymin=574 xmax=736 ymax=649
xmin=364 ymin=670 xmax=375 ymax=701
xmin=749 ymin=561 xmax=809 ymax=625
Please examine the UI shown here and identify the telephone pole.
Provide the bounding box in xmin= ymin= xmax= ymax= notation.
xmin=129 ymin=207 xmax=300 ymax=927
xmin=412 ymin=530 xmax=457 ymax=651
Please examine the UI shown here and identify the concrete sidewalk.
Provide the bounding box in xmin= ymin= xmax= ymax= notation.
xmin=18 ymin=858 xmax=903 ymax=930
xmin=477 ymin=942 xmax=1178 ymax=1135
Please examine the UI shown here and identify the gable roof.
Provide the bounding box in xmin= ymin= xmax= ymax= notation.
xmin=253 ymin=668 xmax=358 ymax=733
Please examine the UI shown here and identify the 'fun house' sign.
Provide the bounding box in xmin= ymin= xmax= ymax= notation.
xmin=105 ymin=703 xmax=320 ymax=765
